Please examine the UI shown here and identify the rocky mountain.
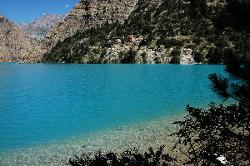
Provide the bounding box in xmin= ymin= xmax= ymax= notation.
xmin=42 ymin=0 xmax=250 ymax=64
xmin=0 ymin=16 xmax=39 ymax=62
xmin=1 ymin=0 xmax=249 ymax=63
xmin=19 ymin=14 xmax=65 ymax=42
xmin=40 ymin=0 xmax=138 ymax=55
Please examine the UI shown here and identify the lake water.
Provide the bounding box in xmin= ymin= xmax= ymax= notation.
xmin=0 ymin=64 xmax=225 ymax=153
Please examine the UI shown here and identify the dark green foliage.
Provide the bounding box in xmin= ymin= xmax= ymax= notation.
xmin=154 ymin=57 xmax=161 ymax=64
xmin=207 ymin=47 xmax=224 ymax=64
xmin=120 ymin=48 xmax=137 ymax=64
xmin=43 ymin=22 xmax=123 ymax=63
xmin=69 ymin=146 xmax=174 ymax=166
xmin=141 ymin=52 xmax=147 ymax=64
xmin=174 ymin=2 xmax=250 ymax=164
xmin=192 ymin=51 xmax=204 ymax=63
xmin=174 ymin=102 xmax=250 ymax=165
xmin=120 ymin=48 xmax=136 ymax=64
xmin=215 ymin=0 xmax=250 ymax=33
xmin=122 ymin=0 xmax=154 ymax=36
xmin=174 ymin=53 xmax=250 ymax=165
xmin=164 ymin=39 xmax=184 ymax=48
xmin=189 ymin=0 xmax=209 ymax=18
xmin=169 ymin=49 xmax=180 ymax=64
xmin=209 ymin=73 xmax=230 ymax=98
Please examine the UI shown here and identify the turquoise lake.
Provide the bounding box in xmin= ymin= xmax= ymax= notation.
xmin=0 ymin=64 xmax=225 ymax=153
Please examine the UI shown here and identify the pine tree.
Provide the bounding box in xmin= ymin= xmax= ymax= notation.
xmin=174 ymin=47 xmax=250 ymax=165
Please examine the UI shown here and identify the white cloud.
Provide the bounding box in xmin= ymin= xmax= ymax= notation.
xmin=65 ymin=4 xmax=69 ymax=8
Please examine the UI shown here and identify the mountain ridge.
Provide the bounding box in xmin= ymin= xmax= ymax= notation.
xmin=18 ymin=14 xmax=65 ymax=42
xmin=39 ymin=0 xmax=139 ymax=55
xmin=0 ymin=0 xmax=249 ymax=63
xmin=0 ymin=16 xmax=39 ymax=62
xmin=42 ymin=0 xmax=250 ymax=64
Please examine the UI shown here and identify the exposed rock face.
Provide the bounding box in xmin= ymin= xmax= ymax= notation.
xmin=0 ymin=16 xmax=39 ymax=62
xmin=2 ymin=0 xmax=248 ymax=64
xmin=40 ymin=0 xmax=138 ymax=54
xmin=180 ymin=48 xmax=195 ymax=64
xmin=19 ymin=14 xmax=65 ymax=42
xmin=44 ymin=0 xmax=249 ymax=64
xmin=43 ymin=0 xmax=195 ymax=64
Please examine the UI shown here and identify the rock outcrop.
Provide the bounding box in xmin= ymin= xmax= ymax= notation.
xmin=180 ymin=48 xmax=195 ymax=64
xmin=19 ymin=14 xmax=65 ymax=42
xmin=40 ymin=0 xmax=138 ymax=54
xmin=0 ymin=16 xmax=39 ymax=62
xmin=42 ymin=0 xmax=199 ymax=64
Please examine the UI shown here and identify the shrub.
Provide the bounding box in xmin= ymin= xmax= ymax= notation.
xmin=169 ymin=49 xmax=180 ymax=64
xmin=120 ymin=48 xmax=137 ymax=64
xmin=69 ymin=146 xmax=174 ymax=166
xmin=174 ymin=53 xmax=250 ymax=165
xmin=141 ymin=52 xmax=147 ymax=63
xmin=192 ymin=51 xmax=204 ymax=63
xmin=154 ymin=57 xmax=161 ymax=64
xmin=207 ymin=47 xmax=223 ymax=64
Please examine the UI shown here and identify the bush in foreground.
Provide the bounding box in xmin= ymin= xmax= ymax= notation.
xmin=69 ymin=146 xmax=174 ymax=166
xmin=174 ymin=53 xmax=250 ymax=165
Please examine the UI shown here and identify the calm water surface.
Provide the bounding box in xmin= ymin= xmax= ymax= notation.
xmin=0 ymin=64 xmax=225 ymax=152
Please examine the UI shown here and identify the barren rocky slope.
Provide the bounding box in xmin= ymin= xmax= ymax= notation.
xmin=40 ymin=0 xmax=138 ymax=55
xmin=0 ymin=16 xmax=39 ymax=62
xmin=19 ymin=14 xmax=65 ymax=42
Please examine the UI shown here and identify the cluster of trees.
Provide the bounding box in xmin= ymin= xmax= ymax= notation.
xmin=119 ymin=48 xmax=137 ymax=64
xmin=174 ymin=52 xmax=250 ymax=165
xmin=171 ymin=2 xmax=250 ymax=164
xmin=42 ymin=22 xmax=122 ymax=63
xmin=169 ymin=49 xmax=181 ymax=64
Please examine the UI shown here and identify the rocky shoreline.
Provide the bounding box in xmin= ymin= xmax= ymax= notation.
xmin=0 ymin=112 xmax=186 ymax=166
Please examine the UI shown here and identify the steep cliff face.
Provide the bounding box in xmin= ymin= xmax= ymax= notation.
xmin=42 ymin=0 xmax=204 ymax=64
xmin=2 ymin=0 xmax=247 ymax=63
xmin=0 ymin=16 xmax=39 ymax=62
xmin=19 ymin=14 xmax=65 ymax=42
xmin=40 ymin=0 xmax=138 ymax=54
xmin=43 ymin=0 xmax=250 ymax=64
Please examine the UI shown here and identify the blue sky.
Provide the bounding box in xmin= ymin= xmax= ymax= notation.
xmin=0 ymin=0 xmax=79 ymax=23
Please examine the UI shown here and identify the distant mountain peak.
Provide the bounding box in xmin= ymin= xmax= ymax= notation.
xmin=40 ymin=0 xmax=139 ymax=54
xmin=19 ymin=14 xmax=65 ymax=42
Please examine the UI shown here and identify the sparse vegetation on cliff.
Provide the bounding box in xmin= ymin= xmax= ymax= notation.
xmin=43 ymin=0 xmax=250 ymax=64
